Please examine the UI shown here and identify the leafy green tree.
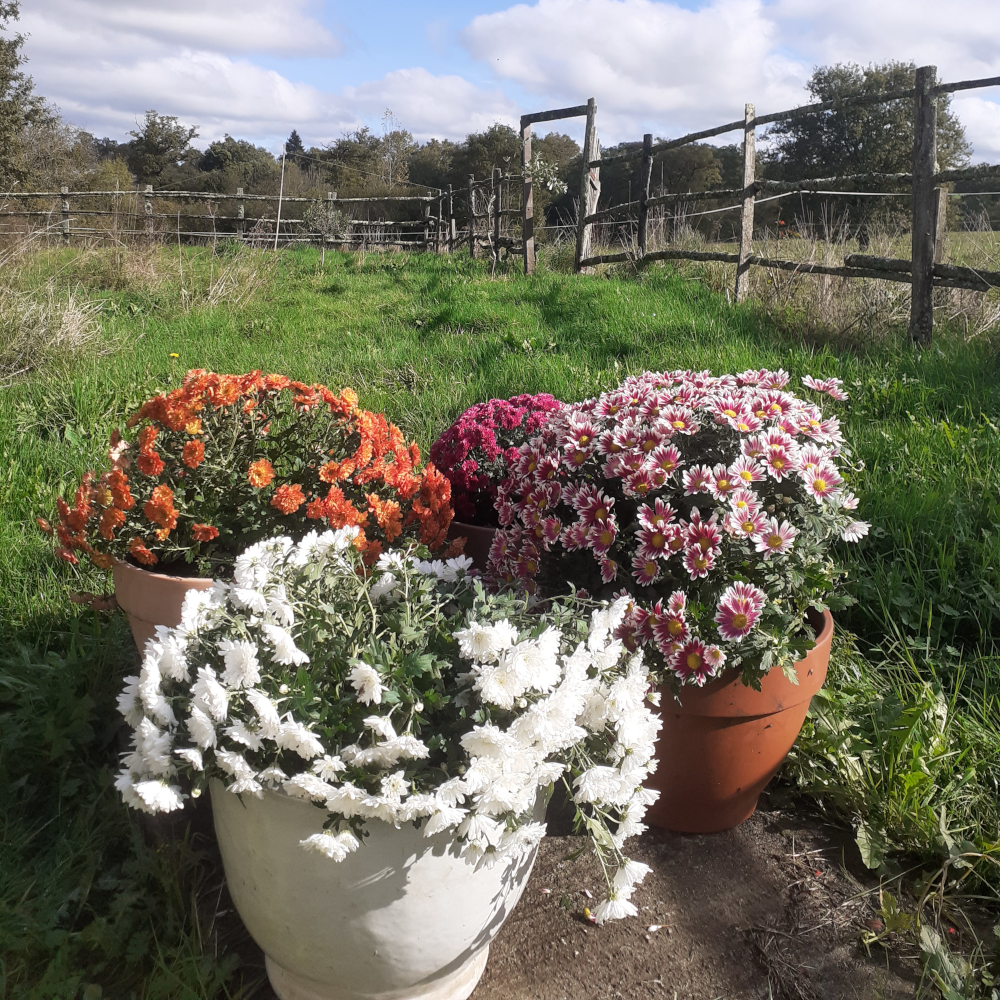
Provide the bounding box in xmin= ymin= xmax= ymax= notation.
xmin=408 ymin=138 xmax=457 ymax=190
xmin=285 ymin=129 xmax=305 ymax=162
xmin=450 ymin=123 xmax=520 ymax=181
xmin=198 ymin=134 xmax=277 ymax=192
xmin=126 ymin=110 xmax=199 ymax=185
xmin=767 ymin=61 xmax=970 ymax=178
xmin=379 ymin=109 xmax=415 ymax=189
xmin=0 ymin=1 xmax=49 ymax=187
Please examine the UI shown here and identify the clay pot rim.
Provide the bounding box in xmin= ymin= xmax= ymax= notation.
xmin=113 ymin=557 xmax=217 ymax=585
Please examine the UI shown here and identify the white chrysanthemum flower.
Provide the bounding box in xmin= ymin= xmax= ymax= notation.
xmin=258 ymin=765 xmax=288 ymax=788
xmin=218 ymin=640 xmax=262 ymax=688
xmin=179 ymin=584 xmax=227 ymax=636
xmin=457 ymin=811 xmax=504 ymax=846
xmin=435 ymin=776 xmax=469 ymax=806
xmin=115 ymin=769 xmax=147 ymax=812
xmin=244 ymin=688 xmax=281 ymax=738
xmin=380 ymin=770 xmax=409 ymax=801
xmin=840 ymin=519 xmax=870 ymax=542
xmin=134 ymin=779 xmax=185 ymax=814
xmin=135 ymin=718 xmax=173 ymax=775
xmin=187 ymin=706 xmax=217 ymax=748
xmin=348 ymin=663 xmax=383 ymax=705
xmin=378 ymin=734 xmax=430 ymax=761
xmin=225 ymin=722 xmax=263 ymax=751
xmin=363 ymin=715 xmax=397 ymax=740
xmin=174 ymin=747 xmax=204 ymax=771
xmin=356 ymin=795 xmax=400 ymax=824
xmin=300 ymin=829 xmax=360 ymax=861
xmin=266 ymin=584 xmax=295 ymax=627
xmin=153 ymin=627 xmax=190 ymax=682
xmin=260 ymin=623 xmax=309 ymax=666
xmin=191 ymin=667 xmax=228 ymax=722
xmin=498 ymin=821 xmax=547 ymax=857
xmin=284 ymin=773 xmax=334 ymax=801
xmin=573 ymin=766 xmax=633 ymax=806
xmin=276 ymin=720 xmax=325 ymax=759
xmin=312 ymin=755 xmax=346 ymax=781
xmin=422 ymin=805 xmax=468 ymax=837
xmin=454 ymin=620 xmax=519 ymax=661
xmin=231 ymin=587 xmax=268 ymax=613
xmin=216 ymin=748 xmax=255 ymax=780
xmin=460 ymin=723 xmax=518 ymax=759
xmin=369 ymin=572 xmax=399 ymax=603
xmin=228 ymin=775 xmax=264 ymax=797
xmin=117 ymin=675 xmax=144 ymax=727
xmin=444 ymin=555 xmax=474 ymax=578
xmin=613 ymin=860 xmax=652 ymax=891
xmin=324 ymin=782 xmax=368 ymax=818
xmin=518 ymin=627 xmax=563 ymax=691
xmin=593 ymin=891 xmax=638 ymax=924
xmin=376 ymin=550 xmax=408 ymax=573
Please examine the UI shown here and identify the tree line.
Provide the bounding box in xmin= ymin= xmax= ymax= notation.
xmin=1 ymin=0 xmax=996 ymax=238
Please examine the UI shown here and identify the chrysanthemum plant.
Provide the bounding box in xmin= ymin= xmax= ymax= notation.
xmin=47 ymin=370 xmax=455 ymax=574
xmin=430 ymin=394 xmax=563 ymax=526
xmin=118 ymin=528 xmax=661 ymax=923
xmin=488 ymin=369 xmax=869 ymax=691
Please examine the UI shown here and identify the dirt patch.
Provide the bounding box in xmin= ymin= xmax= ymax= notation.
xmin=473 ymin=796 xmax=919 ymax=1000
xmin=223 ymin=794 xmax=920 ymax=999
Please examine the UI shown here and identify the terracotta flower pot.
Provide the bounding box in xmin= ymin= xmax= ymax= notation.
xmin=446 ymin=521 xmax=497 ymax=573
xmin=647 ymin=610 xmax=833 ymax=834
xmin=112 ymin=559 xmax=215 ymax=653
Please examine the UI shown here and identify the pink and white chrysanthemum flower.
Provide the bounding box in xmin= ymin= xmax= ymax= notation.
xmin=803 ymin=463 xmax=843 ymax=502
xmin=588 ymin=521 xmax=619 ymax=555
xmin=599 ymin=558 xmax=618 ymax=584
xmin=634 ymin=600 xmax=663 ymax=641
xmin=636 ymin=525 xmax=670 ymax=560
xmin=707 ymin=463 xmax=738 ymax=500
xmin=561 ymin=520 xmax=589 ymax=551
xmin=666 ymin=590 xmax=686 ymax=615
xmin=754 ymin=517 xmax=798 ymax=557
xmin=631 ymin=554 xmax=662 ymax=586
xmin=754 ymin=390 xmax=795 ymax=419
xmin=726 ymin=409 xmax=762 ymax=434
xmin=596 ymin=429 xmax=621 ymax=456
xmin=728 ymin=510 xmax=768 ymax=540
xmin=764 ymin=446 xmax=795 ymax=482
xmin=612 ymin=422 xmax=641 ymax=451
xmin=637 ymin=497 xmax=676 ymax=531
xmin=672 ymin=639 xmax=714 ymax=686
xmin=647 ymin=443 xmax=682 ymax=475
xmin=636 ymin=426 xmax=663 ymax=455
xmin=662 ymin=405 xmax=698 ymax=435
xmin=741 ymin=435 xmax=768 ymax=459
xmin=638 ymin=391 xmax=671 ymax=421
xmin=623 ymin=469 xmax=655 ymax=499
xmin=796 ymin=444 xmax=832 ymax=473
xmin=730 ymin=456 xmax=765 ymax=486
xmin=761 ymin=369 xmax=791 ymax=389
xmin=840 ymin=520 xmax=870 ymax=542
xmin=682 ymin=464 xmax=713 ymax=495
xmin=712 ymin=394 xmax=745 ymax=423
xmin=838 ymin=491 xmax=860 ymax=511
xmin=737 ymin=368 xmax=768 ymax=386
xmin=575 ymin=487 xmax=615 ymax=526
xmin=663 ymin=524 xmax=685 ymax=556
xmin=685 ymin=515 xmax=722 ymax=556
xmin=802 ymin=375 xmax=849 ymax=401
xmin=704 ymin=644 xmax=727 ymax=673
xmin=595 ymin=393 xmax=626 ymax=418
xmin=714 ymin=582 xmax=766 ymax=641
xmin=683 ymin=546 xmax=715 ymax=580
xmin=728 ymin=488 xmax=761 ymax=518
xmin=654 ymin=614 xmax=690 ymax=657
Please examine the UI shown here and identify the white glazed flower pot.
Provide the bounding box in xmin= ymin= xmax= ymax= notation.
xmin=210 ymin=780 xmax=541 ymax=1000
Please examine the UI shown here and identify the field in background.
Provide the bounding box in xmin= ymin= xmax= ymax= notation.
xmin=2 ymin=244 xmax=1000 ymax=997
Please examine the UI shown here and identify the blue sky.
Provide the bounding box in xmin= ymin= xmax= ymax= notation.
xmin=17 ymin=0 xmax=1000 ymax=160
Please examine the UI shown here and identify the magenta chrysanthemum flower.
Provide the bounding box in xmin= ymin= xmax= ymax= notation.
xmin=662 ymin=406 xmax=697 ymax=435
xmin=623 ymin=469 xmax=655 ymax=499
xmin=647 ymin=443 xmax=682 ymax=475
xmin=714 ymin=582 xmax=766 ymax=641
xmin=589 ymin=521 xmax=618 ymax=555
xmin=754 ymin=517 xmax=798 ymax=557
xmin=632 ymin=553 xmax=661 ymax=586
xmin=683 ymin=546 xmax=714 ymax=579
xmin=655 ymin=614 xmax=690 ymax=657
xmin=672 ymin=639 xmax=714 ymax=686
xmin=802 ymin=375 xmax=849 ymax=401
xmin=726 ymin=410 xmax=762 ymax=434
xmin=729 ymin=456 xmax=765 ymax=486
xmin=803 ymin=463 xmax=843 ymax=502
xmin=728 ymin=510 xmax=767 ymax=539
xmin=637 ymin=497 xmax=675 ymax=531
xmin=682 ymin=464 xmax=712 ymax=495
xmin=728 ymin=488 xmax=761 ymax=517
xmin=636 ymin=525 xmax=669 ymax=560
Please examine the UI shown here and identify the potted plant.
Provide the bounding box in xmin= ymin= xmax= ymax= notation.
xmin=48 ymin=369 xmax=456 ymax=651
xmin=117 ymin=527 xmax=660 ymax=999
xmin=488 ymin=368 xmax=868 ymax=833
xmin=431 ymin=393 xmax=562 ymax=570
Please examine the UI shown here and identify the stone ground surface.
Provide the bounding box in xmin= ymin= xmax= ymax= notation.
xmin=221 ymin=790 xmax=923 ymax=999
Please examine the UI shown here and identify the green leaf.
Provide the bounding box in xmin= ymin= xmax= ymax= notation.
xmin=856 ymin=821 xmax=886 ymax=869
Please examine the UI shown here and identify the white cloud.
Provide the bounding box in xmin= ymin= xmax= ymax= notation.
xmin=463 ymin=0 xmax=1000 ymax=158
xmin=462 ymin=0 xmax=808 ymax=143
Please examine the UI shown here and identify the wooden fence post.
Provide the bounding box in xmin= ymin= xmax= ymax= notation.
xmin=492 ymin=167 xmax=502 ymax=265
xmin=638 ymin=133 xmax=653 ymax=257
xmin=468 ymin=174 xmax=476 ymax=258
xmin=574 ymin=97 xmax=600 ymax=272
xmin=734 ymin=103 xmax=756 ymax=302
xmin=521 ymin=116 xmax=535 ymax=274
xmin=933 ymin=185 xmax=948 ymax=264
xmin=236 ymin=187 xmax=245 ymax=240
xmin=447 ymin=184 xmax=456 ymax=252
xmin=423 ymin=204 xmax=430 ymax=251
xmin=60 ymin=185 xmax=70 ymax=243
xmin=144 ymin=184 xmax=154 ymax=239
xmin=909 ymin=65 xmax=938 ymax=345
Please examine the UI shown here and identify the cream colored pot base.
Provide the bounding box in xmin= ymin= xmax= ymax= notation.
xmin=264 ymin=948 xmax=490 ymax=1000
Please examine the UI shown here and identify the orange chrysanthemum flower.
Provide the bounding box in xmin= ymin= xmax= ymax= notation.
xmin=98 ymin=506 xmax=127 ymax=540
xmin=37 ymin=517 xmax=53 ymax=535
xmin=91 ymin=551 xmax=114 ymax=570
xmin=248 ymin=459 xmax=275 ymax=488
xmin=264 ymin=373 xmax=291 ymax=391
xmin=368 ymin=494 xmax=403 ymax=542
xmin=182 ymin=439 xmax=205 ymax=469
xmin=271 ymin=483 xmax=306 ymax=515
xmin=192 ymin=523 xmax=220 ymax=542
xmin=144 ymin=484 xmax=178 ymax=532
xmin=107 ymin=469 xmax=135 ymax=510
xmin=128 ymin=537 xmax=158 ymax=565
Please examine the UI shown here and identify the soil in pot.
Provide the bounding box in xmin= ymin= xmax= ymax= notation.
xmin=647 ymin=610 xmax=833 ymax=834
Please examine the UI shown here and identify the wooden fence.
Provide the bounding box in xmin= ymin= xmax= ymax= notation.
xmin=0 ymin=171 xmax=524 ymax=264
xmin=534 ymin=66 xmax=1000 ymax=343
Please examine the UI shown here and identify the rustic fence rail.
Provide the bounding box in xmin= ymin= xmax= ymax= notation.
xmin=521 ymin=66 xmax=999 ymax=343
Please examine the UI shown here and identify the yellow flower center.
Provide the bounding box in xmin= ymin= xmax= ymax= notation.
xmin=669 ymin=619 xmax=684 ymax=636
xmin=672 ymin=419 xmax=686 ymax=429
xmin=767 ymin=533 xmax=783 ymax=549
xmin=686 ymin=652 xmax=702 ymax=670
xmin=814 ymin=478 xmax=827 ymax=493
xmin=732 ymin=613 xmax=748 ymax=630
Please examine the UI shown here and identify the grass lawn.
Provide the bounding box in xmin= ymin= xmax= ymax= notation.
xmin=2 ymin=245 xmax=999 ymax=997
